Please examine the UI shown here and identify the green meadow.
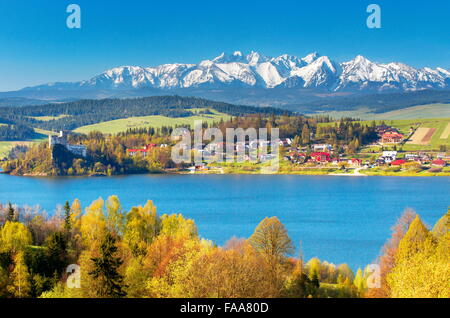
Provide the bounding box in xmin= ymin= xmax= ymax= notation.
xmin=74 ymin=109 xmax=231 ymax=135
xmin=0 ymin=129 xmax=54 ymax=158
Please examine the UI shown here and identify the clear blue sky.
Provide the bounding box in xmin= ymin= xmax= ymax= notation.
xmin=0 ymin=0 xmax=448 ymax=91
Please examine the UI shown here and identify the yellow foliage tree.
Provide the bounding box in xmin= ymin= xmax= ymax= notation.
xmin=7 ymin=251 xmax=31 ymax=298
xmin=123 ymin=200 xmax=160 ymax=257
xmin=0 ymin=221 xmax=32 ymax=253
xmin=387 ymin=214 xmax=450 ymax=297
xmin=80 ymin=198 xmax=107 ymax=250
xmin=160 ymin=213 xmax=197 ymax=240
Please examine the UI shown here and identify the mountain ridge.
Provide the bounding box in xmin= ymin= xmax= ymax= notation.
xmin=19 ymin=51 xmax=449 ymax=93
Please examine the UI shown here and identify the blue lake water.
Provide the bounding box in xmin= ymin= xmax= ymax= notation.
xmin=0 ymin=173 xmax=449 ymax=270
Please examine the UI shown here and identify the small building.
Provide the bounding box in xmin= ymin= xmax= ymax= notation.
xmin=391 ymin=159 xmax=406 ymax=166
xmin=278 ymin=138 xmax=292 ymax=147
xmin=381 ymin=151 xmax=397 ymax=163
xmin=331 ymin=157 xmax=340 ymax=165
xmin=288 ymin=152 xmax=306 ymax=164
xmin=431 ymin=159 xmax=446 ymax=167
xmin=188 ymin=163 xmax=208 ymax=173
xmin=405 ymin=153 xmax=419 ymax=160
xmin=381 ymin=132 xmax=404 ymax=143
xmin=126 ymin=143 xmax=157 ymax=157
xmin=348 ymin=158 xmax=362 ymax=166
xmin=312 ymin=144 xmax=332 ymax=152
xmin=310 ymin=152 xmax=331 ymax=163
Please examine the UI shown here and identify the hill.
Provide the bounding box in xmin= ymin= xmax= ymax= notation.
xmin=0 ymin=95 xmax=289 ymax=132
xmin=74 ymin=110 xmax=231 ymax=134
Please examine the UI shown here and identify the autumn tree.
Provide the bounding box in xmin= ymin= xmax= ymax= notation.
xmin=249 ymin=217 xmax=294 ymax=261
xmin=123 ymin=200 xmax=160 ymax=257
xmin=366 ymin=208 xmax=416 ymax=298
xmin=0 ymin=221 xmax=32 ymax=253
xmin=283 ymin=259 xmax=319 ymax=298
xmin=301 ymin=125 xmax=310 ymax=145
xmin=105 ymin=195 xmax=126 ymax=236
xmin=7 ymin=251 xmax=31 ymax=297
xmin=248 ymin=217 xmax=294 ymax=295
xmin=387 ymin=212 xmax=450 ymax=297
xmin=80 ymin=198 xmax=107 ymax=250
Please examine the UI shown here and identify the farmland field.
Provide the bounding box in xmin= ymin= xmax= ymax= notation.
xmin=74 ymin=110 xmax=231 ymax=135
xmin=440 ymin=122 xmax=450 ymax=139
xmin=407 ymin=127 xmax=436 ymax=145
xmin=318 ymin=117 xmax=450 ymax=150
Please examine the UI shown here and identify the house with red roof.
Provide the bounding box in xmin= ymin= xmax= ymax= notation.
xmin=431 ymin=159 xmax=446 ymax=167
xmin=348 ymin=158 xmax=362 ymax=166
xmin=126 ymin=143 xmax=157 ymax=157
xmin=310 ymin=152 xmax=331 ymax=163
xmin=391 ymin=159 xmax=406 ymax=166
xmin=381 ymin=132 xmax=404 ymax=143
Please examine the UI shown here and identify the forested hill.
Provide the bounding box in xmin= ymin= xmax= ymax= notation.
xmin=0 ymin=95 xmax=290 ymax=131
xmin=284 ymin=89 xmax=450 ymax=113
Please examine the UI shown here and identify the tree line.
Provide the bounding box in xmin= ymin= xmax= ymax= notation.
xmin=0 ymin=96 xmax=290 ymax=131
xmin=0 ymin=198 xmax=448 ymax=298
xmin=0 ymin=124 xmax=35 ymax=141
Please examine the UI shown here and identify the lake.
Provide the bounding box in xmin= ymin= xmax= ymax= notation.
xmin=1 ymin=173 xmax=449 ymax=270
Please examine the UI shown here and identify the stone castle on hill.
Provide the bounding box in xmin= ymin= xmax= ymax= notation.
xmin=48 ymin=131 xmax=87 ymax=157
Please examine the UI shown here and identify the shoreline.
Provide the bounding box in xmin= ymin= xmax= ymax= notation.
xmin=2 ymin=169 xmax=450 ymax=178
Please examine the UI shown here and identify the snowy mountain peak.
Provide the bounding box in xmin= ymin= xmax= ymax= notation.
xmin=26 ymin=51 xmax=450 ymax=93
xmin=302 ymin=52 xmax=320 ymax=64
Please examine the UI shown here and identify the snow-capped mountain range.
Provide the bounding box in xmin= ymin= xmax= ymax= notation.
xmin=25 ymin=51 xmax=449 ymax=93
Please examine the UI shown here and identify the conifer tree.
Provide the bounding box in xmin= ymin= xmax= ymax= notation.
xmin=6 ymin=202 xmax=15 ymax=222
xmin=301 ymin=125 xmax=310 ymax=145
xmin=89 ymin=232 xmax=126 ymax=298
xmin=45 ymin=232 xmax=68 ymax=276
xmin=63 ymin=201 xmax=71 ymax=234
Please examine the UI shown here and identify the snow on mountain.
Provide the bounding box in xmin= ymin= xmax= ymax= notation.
xmin=27 ymin=51 xmax=450 ymax=93
xmin=289 ymin=56 xmax=341 ymax=89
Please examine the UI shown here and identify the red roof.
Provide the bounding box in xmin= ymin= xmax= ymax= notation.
xmin=391 ymin=159 xmax=406 ymax=165
xmin=290 ymin=152 xmax=306 ymax=156
xmin=310 ymin=152 xmax=331 ymax=162
xmin=127 ymin=144 xmax=157 ymax=153
xmin=432 ymin=159 xmax=446 ymax=166
xmin=382 ymin=133 xmax=404 ymax=138
xmin=311 ymin=152 xmax=331 ymax=157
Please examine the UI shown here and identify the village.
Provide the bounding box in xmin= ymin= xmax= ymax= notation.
xmin=123 ymin=123 xmax=449 ymax=175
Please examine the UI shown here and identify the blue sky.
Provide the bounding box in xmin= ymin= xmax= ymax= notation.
xmin=0 ymin=0 xmax=448 ymax=91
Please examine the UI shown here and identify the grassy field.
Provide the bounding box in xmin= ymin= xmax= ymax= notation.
xmin=0 ymin=129 xmax=54 ymax=158
xmin=29 ymin=115 xmax=69 ymax=121
xmin=309 ymin=103 xmax=450 ymax=120
xmin=74 ymin=109 xmax=231 ymax=135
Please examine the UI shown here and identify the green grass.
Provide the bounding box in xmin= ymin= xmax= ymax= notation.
xmin=29 ymin=115 xmax=69 ymax=121
xmin=0 ymin=141 xmax=13 ymax=158
xmin=0 ymin=129 xmax=53 ymax=158
xmin=74 ymin=109 xmax=231 ymax=135
xmin=309 ymin=103 xmax=450 ymax=120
